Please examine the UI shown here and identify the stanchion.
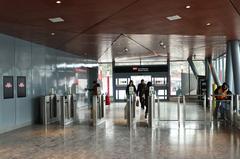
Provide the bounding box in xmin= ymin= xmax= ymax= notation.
xmin=177 ymin=96 xmax=180 ymax=127
xmin=209 ymin=96 xmax=213 ymax=124
xmin=148 ymin=95 xmax=155 ymax=128
xmin=203 ymin=95 xmax=207 ymax=123
xmin=128 ymin=95 xmax=133 ymax=129
xmin=183 ymin=95 xmax=186 ymax=128
xmin=157 ymin=97 xmax=160 ymax=121
xmin=230 ymin=94 xmax=234 ymax=125
xmin=237 ymin=95 xmax=240 ymax=116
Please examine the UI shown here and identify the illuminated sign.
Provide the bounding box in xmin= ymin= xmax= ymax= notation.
xmin=17 ymin=76 xmax=26 ymax=98
xmin=3 ymin=76 xmax=14 ymax=99
xmin=5 ymin=82 xmax=13 ymax=88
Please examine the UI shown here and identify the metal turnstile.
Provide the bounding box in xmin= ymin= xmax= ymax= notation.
xmin=59 ymin=95 xmax=76 ymax=126
xmin=92 ymin=94 xmax=105 ymax=126
xmin=125 ymin=95 xmax=136 ymax=128
xmin=148 ymin=95 xmax=156 ymax=128
xmin=235 ymin=95 xmax=240 ymax=129
xmin=148 ymin=86 xmax=156 ymax=128
xmin=40 ymin=95 xmax=60 ymax=125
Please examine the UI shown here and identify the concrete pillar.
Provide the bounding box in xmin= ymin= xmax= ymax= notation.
xmin=231 ymin=40 xmax=240 ymax=94
xmin=207 ymin=58 xmax=221 ymax=86
xmin=205 ymin=58 xmax=212 ymax=97
xmin=187 ymin=57 xmax=199 ymax=79
xmin=226 ymin=41 xmax=234 ymax=93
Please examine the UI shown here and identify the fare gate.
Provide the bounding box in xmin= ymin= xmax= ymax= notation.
xmin=40 ymin=95 xmax=61 ymax=125
xmin=59 ymin=94 xmax=77 ymax=126
xmin=125 ymin=95 xmax=136 ymax=129
xmin=154 ymin=95 xmax=209 ymax=128
xmin=235 ymin=95 xmax=240 ymax=129
xmin=40 ymin=94 xmax=77 ymax=126
xmin=92 ymin=92 xmax=105 ymax=126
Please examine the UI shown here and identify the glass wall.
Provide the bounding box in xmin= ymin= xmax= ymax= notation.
xmin=98 ymin=63 xmax=113 ymax=96
xmin=213 ymin=54 xmax=226 ymax=83
xmin=170 ymin=61 xmax=198 ymax=95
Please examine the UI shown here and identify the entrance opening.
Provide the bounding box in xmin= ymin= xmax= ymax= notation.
xmin=130 ymin=75 xmax=151 ymax=87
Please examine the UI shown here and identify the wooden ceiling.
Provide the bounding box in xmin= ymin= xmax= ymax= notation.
xmin=0 ymin=0 xmax=239 ymax=61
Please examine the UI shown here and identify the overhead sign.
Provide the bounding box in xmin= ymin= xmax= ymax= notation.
xmin=17 ymin=76 xmax=26 ymax=98
xmin=114 ymin=65 xmax=168 ymax=73
xmin=3 ymin=76 xmax=14 ymax=99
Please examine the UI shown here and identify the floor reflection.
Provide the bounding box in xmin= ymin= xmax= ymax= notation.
xmin=0 ymin=102 xmax=239 ymax=159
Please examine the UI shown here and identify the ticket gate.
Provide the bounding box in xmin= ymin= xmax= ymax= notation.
xmin=40 ymin=95 xmax=61 ymax=125
xmin=59 ymin=94 xmax=77 ymax=126
xmin=148 ymin=86 xmax=156 ymax=128
xmin=125 ymin=95 xmax=136 ymax=128
xmin=92 ymin=93 xmax=105 ymax=126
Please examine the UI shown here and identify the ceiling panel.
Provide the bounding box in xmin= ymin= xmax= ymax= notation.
xmin=0 ymin=0 xmax=238 ymax=61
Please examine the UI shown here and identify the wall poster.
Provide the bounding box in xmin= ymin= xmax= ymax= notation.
xmin=17 ymin=76 xmax=26 ymax=98
xmin=3 ymin=76 xmax=14 ymax=99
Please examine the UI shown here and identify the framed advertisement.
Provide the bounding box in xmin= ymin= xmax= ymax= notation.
xmin=3 ymin=76 xmax=14 ymax=99
xmin=17 ymin=76 xmax=26 ymax=98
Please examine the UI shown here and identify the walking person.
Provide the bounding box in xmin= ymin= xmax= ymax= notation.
xmin=126 ymin=80 xmax=137 ymax=98
xmin=145 ymin=82 xmax=153 ymax=118
xmin=137 ymin=79 xmax=146 ymax=109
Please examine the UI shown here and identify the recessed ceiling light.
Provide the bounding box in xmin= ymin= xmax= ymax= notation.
xmin=48 ymin=17 xmax=64 ymax=23
xmin=51 ymin=32 xmax=55 ymax=36
xmin=166 ymin=15 xmax=182 ymax=21
xmin=186 ymin=5 xmax=191 ymax=9
xmin=159 ymin=41 xmax=164 ymax=46
xmin=56 ymin=1 xmax=61 ymax=4
xmin=206 ymin=23 xmax=211 ymax=26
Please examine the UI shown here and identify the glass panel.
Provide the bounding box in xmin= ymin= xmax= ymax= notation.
xmin=158 ymin=90 xmax=165 ymax=96
xmin=193 ymin=60 xmax=205 ymax=76
xmin=118 ymin=90 xmax=126 ymax=100
xmin=154 ymin=77 xmax=166 ymax=86
xmin=118 ymin=78 xmax=128 ymax=86
xmin=170 ymin=62 xmax=188 ymax=95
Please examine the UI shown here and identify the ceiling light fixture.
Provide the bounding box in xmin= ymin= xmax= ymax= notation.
xmin=51 ymin=32 xmax=55 ymax=36
xmin=206 ymin=22 xmax=211 ymax=26
xmin=48 ymin=17 xmax=64 ymax=23
xmin=124 ymin=48 xmax=129 ymax=52
xmin=185 ymin=5 xmax=191 ymax=9
xmin=159 ymin=41 xmax=164 ymax=46
xmin=56 ymin=1 xmax=61 ymax=4
xmin=166 ymin=15 xmax=182 ymax=21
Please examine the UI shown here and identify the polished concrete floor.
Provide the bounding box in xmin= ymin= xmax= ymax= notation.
xmin=0 ymin=102 xmax=240 ymax=159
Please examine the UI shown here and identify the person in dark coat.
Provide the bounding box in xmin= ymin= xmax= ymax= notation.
xmin=145 ymin=82 xmax=153 ymax=118
xmin=137 ymin=79 xmax=146 ymax=109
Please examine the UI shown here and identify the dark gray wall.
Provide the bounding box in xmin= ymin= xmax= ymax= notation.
xmin=0 ymin=34 xmax=94 ymax=134
xmin=181 ymin=73 xmax=197 ymax=95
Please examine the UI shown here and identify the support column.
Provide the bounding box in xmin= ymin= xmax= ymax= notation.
xmin=226 ymin=41 xmax=234 ymax=93
xmin=187 ymin=56 xmax=199 ymax=79
xmin=231 ymin=40 xmax=240 ymax=94
xmin=205 ymin=58 xmax=212 ymax=97
xmin=207 ymin=58 xmax=221 ymax=86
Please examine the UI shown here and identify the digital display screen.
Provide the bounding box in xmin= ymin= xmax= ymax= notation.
xmin=3 ymin=76 xmax=14 ymax=99
xmin=17 ymin=76 xmax=26 ymax=97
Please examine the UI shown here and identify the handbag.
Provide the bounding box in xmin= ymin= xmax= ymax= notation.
xmin=136 ymin=98 xmax=139 ymax=107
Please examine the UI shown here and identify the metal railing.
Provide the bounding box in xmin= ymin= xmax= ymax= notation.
xmin=155 ymin=96 xmax=181 ymax=127
xmin=209 ymin=94 xmax=234 ymax=124
xmin=182 ymin=95 xmax=209 ymax=127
